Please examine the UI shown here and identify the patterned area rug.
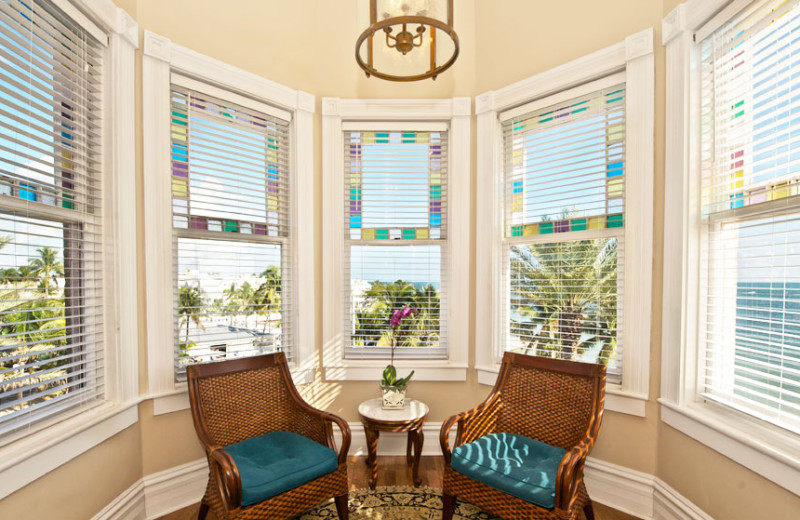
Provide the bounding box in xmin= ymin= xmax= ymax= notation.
xmin=294 ymin=486 xmax=500 ymax=520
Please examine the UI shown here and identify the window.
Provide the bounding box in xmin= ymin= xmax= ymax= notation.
xmin=143 ymin=32 xmax=315 ymax=407
xmin=170 ymin=78 xmax=292 ymax=376
xmin=0 ymin=0 xmax=104 ymax=436
xmin=343 ymin=128 xmax=447 ymax=359
xmin=662 ymin=0 xmax=800 ymax=495
xmin=0 ymin=0 xmax=137 ymax=497
xmin=475 ymin=29 xmax=653 ymax=415
xmin=321 ymin=98 xmax=470 ymax=381
xmin=500 ymin=80 xmax=626 ymax=383
xmin=697 ymin=0 xmax=800 ymax=435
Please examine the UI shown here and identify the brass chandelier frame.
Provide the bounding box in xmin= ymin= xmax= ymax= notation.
xmin=355 ymin=0 xmax=459 ymax=82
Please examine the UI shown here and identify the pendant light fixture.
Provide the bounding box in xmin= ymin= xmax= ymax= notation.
xmin=355 ymin=0 xmax=459 ymax=82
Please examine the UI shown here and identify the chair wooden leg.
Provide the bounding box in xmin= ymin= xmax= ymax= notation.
xmin=583 ymin=498 xmax=595 ymax=520
xmin=334 ymin=493 xmax=349 ymax=520
xmin=442 ymin=492 xmax=455 ymax=520
xmin=197 ymin=501 xmax=209 ymax=520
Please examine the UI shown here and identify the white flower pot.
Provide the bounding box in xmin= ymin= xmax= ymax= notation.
xmin=380 ymin=383 xmax=407 ymax=409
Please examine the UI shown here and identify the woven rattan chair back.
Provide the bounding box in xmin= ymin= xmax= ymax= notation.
xmin=494 ymin=354 xmax=600 ymax=450
xmin=189 ymin=353 xmax=326 ymax=448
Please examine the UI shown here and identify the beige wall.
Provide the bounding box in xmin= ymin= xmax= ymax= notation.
xmin=3 ymin=1 xmax=800 ymax=519
xmin=1 ymin=425 xmax=142 ymax=520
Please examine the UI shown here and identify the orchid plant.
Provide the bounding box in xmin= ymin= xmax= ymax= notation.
xmin=381 ymin=305 xmax=417 ymax=388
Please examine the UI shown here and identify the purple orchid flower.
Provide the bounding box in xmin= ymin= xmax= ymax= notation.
xmin=390 ymin=305 xmax=417 ymax=328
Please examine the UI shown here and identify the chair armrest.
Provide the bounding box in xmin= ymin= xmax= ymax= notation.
xmin=440 ymin=393 xmax=502 ymax=464
xmin=208 ymin=446 xmax=242 ymax=512
xmin=554 ymin=436 xmax=593 ymax=511
xmin=322 ymin=411 xmax=352 ymax=464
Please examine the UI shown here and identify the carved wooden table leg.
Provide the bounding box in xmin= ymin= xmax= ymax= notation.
xmin=411 ymin=428 xmax=424 ymax=486
xmin=364 ymin=426 xmax=380 ymax=490
xmin=406 ymin=430 xmax=413 ymax=465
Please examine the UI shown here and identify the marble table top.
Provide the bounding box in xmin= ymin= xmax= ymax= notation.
xmin=358 ymin=397 xmax=429 ymax=422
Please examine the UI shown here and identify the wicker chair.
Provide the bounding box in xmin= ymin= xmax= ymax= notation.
xmin=187 ymin=353 xmax=351 ymax=520
xmin=440 ymin=352 xmax=605 ymax=520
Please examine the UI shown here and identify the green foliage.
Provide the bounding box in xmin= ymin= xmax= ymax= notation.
xmin=352 ymin=280 xmax=440 ymax=349
xmin=0 ymin=241 xmax=72 ymax=417
xmin=381 ymin=364 xmax=415 ymax=387
xmin=509 ymin=237 xmax=618 ymax=365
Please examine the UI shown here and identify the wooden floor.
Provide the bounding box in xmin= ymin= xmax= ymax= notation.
xmin=160 ymin=456 xmax=639 ymax=520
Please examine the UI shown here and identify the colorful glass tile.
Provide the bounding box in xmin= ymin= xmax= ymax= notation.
xmin=607 ymin=162 xmax=623 ymax=177
xmin=511 ymin=225 xmax=523 ymax=237
xmin=524 ymin=224 xmax=538 ymax=236
xmin=224 ymin=221 xmax=239 ymax=233
xmin=362 ymin=229 xmax=376 ymax=240
xmin=607 ymin=124 xmax=624 ymax=141
xmin=375 ymin=229 xmax=389 ymax=240
xmin=555 ymin=220 xmax=569 ymax=233
xmin=254 ymin=224 xmax=267 ymax=235
xmin=607 ymin=214 xmax=623 ymax=228
xmin=588 ymin=216 xmax=605 ymax=230
xmin=402 ymin=229 xmax=416 ymax=239
xmin=770 ymin=182 xmax=791 ymax=200
xmin=62 ymin=194 xmax=74 ymax=209
xmin=539 ymin=222 xmax=554 ymax=234
xmin=416 ymin=229 xmax=429 ymax=239
xmin=607 ymin=178 xmax=624 ymax=198
xmin=190 ymin=217 xmax=207 ymax=230
xmin=513 ymin=180 xmax=523 ymax=193
xmin=268 ymin=195 xmax=278 ymax=210
xmin=430 ymin=214 xmax=441 ymax=227
xmin=172 ymin=178 xmax=188 ymax=197
xmin=349 ymin=215 xmax=362 ymax=228
xmin=571 ymin=218 xmax=587 ymax=231
xmin=19 ymin=183 xmax=36 ymax=201
xmin=511 ymin=194 xmax=523 ymax=212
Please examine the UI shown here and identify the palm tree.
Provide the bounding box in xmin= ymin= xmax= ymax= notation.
xmin=178 ymin=285 xmax=206 ymax=352
xmin=237 ymin=282 xmax=256 ymax=328
xmin=222 ymin=283 xmax=239 ymax=325
xmin=509 ymin=237 xmax=618 ymax=364
xmin=353 ymin=280 xmax=440 ymax=348
xmin=28 ymin=247 xmax=64 ymax=297
xmin=255 ymin=266 xmax=281 ymax=332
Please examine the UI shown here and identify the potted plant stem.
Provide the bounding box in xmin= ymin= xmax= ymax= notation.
xmin=380 ymin=305 xmax=416 ymax=409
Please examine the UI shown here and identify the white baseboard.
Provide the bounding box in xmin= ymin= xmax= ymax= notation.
xmin=653 ymin=478 xmax=714 ymax=520
xmin=585 ymin=458 xmax=655 ymax=519
xmin=142 ymin=458 xmax=208 ymax=519
xmin=91 ymin=480 xmax=146 ymax=520
xmin=93 ymin=422 xmax=713 ymax=520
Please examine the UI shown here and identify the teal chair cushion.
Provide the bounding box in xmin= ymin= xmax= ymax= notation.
xmin=225 ymin=431 xmax=339 ymax=506
xmin=451 ymin=432 xmax=567 ymax=509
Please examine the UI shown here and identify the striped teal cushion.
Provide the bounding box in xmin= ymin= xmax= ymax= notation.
xmin=451 ymin=432 xmax=567 ymax=509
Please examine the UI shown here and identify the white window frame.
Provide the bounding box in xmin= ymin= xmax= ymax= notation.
xmin=143 ymin=31 xmax=316 ymax=414
xmin=321 ymin=98 xmax=470 ymax=381
xmin=0 ymin=0 xmax=138 ymax=499
xmin=475 ymin=28 xmax=655 ymax=417
xmin=662 ymin=0 xmax=800 ymax=496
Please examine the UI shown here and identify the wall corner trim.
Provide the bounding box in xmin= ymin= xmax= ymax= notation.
xmin=662 ymin=4 xmax=687 ymax=45
xmin=626 ymin=27 xmax=654 ymax=61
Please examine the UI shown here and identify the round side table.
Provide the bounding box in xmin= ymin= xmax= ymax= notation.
xmin=358 ymin=397 xmax=429 ymax=490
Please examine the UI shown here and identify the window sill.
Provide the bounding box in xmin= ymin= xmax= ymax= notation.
xmin=659 ymin=398 xmax=800 ymax=496
xmin=0 ymin=401 xmax=139 ymax=499
xmin=324 ymin=361 xmax=467 ymax=382
xmin=477 ymin=365 xmax=647 ymax=417
xmin=151 ymin=367 xmax=316 ymax=416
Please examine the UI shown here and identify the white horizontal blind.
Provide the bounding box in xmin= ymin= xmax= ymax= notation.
xmin=699 ymin=0 xmax=800 ymax=433
xmin=171 ymin=86 xmax=292 ymax=376
xmin=344 ymin=129 xmax=447 ymax=359
xmin=501 ymin=84 xmax=626 ymax=382
xmin=0 ymin=0 xmax=104 ymax=436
